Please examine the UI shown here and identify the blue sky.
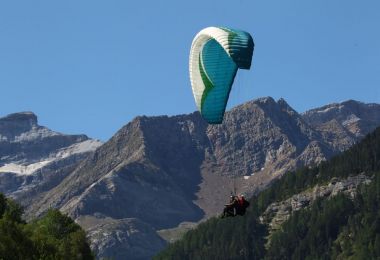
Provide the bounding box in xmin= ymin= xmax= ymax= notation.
xmin=1 ymin=1 xmax=379 ymax=141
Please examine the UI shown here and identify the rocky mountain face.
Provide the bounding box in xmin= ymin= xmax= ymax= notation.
xmin=302 ymin=100 xmax=380 ymax=150
xmin=1 ymin=98 xmax=380 ymax=260
xmin=260 ymin=173 xmax=372 ymax=239
xmin=81 ymin=216 xmax=167 ymax=260
xmin=26 ymin=113 xmax=207 ymax=259
xmin=0 ymin=112 xmax=102 ymax=205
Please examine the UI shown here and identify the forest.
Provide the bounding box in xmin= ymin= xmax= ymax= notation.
xmin=0 ymin=193 xmax=94 ymax=260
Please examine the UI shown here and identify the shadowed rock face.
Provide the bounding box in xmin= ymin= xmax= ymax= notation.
xmin=2 ymin=98 xmax=380 ymax=260
xmin=0 ymin=112 xmax=38 ymax=140
xmin=0 ymin=111 xmax=102 ymax=209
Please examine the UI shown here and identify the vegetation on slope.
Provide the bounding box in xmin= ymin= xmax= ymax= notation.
xmin=267 ymin=173 xmax=380 ymax=259
xmin=155 ymin=127 xmax=380 ymax=259
xmin=0 ymin=194 xmax=94 ymax=260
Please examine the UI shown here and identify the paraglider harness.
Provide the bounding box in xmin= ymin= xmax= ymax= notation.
xmin=222 ymin=193 xmax=239 ymax=218
xmin=221 ymin=192 xmax=250 ymax=218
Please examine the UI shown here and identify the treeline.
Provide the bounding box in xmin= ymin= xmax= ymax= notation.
xmin=155 ymin=127 xmax=380 ymax=259
xmin=0 ymin=194 xmax=94 ymax=260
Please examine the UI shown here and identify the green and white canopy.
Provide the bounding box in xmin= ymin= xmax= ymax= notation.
xmin=189 ymin=26 xmax=254 ymax=124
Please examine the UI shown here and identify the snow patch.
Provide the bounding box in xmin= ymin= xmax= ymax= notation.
xmin=316 ymin=106 xmax=334 ymax=113
xmin=342 ymin=114 xmax=360 ymax=126
xmin=0 ymin=160 xmax=52 ymax=175
xmin=55 ymin=139 xmax=103 ymax=158
xmin=0 ymin=139 xmax=102 ymax=175
xmin=315 ymin=104 xmax=344 ymax=114
xmin=13 ymin=127 xmax=60 ymax=142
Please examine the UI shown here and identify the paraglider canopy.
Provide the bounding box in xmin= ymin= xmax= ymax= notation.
xmin=189 ymin=27 xmax=254 ymax=124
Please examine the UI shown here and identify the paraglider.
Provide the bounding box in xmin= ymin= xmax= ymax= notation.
xmin=189 ymin=26 xmax=254 ymax=124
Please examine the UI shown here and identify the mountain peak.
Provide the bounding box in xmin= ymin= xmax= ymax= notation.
xmin=277 ymin=97 xmax=289 ymax=106
xmin=276 ymin=98 xmax=298 ymax=115
xmin=235 ymin=96 xmax=298 ymax=118
xmin=341 ymin=99 xmax=364 ymax=106
xmin=0 ymin=112 xmax=39 ymax=138
xmin=257 ymin=96 xmax=275 ymax=103
xmin=0 ymin=111 xmax=38 ymax=126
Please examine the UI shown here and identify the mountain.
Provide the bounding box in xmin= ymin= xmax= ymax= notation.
xmin=27 ymin=113 xmax=207 ymax=259
xmin=302 ymin=100 xmax=380 ymax=153
xmin=0 ymin=112 xmax=102 ymax=206
xmin=155 ymin=126 xmax=380 ymax=259
xmin=2 ymin=98 xmax=380 ymax=259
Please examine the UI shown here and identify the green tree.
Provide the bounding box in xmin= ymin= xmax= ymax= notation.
xmin=0 ymin=193 xmax=94 ymax=260
xmin=28 ymin=209 xmax=94 ymax=260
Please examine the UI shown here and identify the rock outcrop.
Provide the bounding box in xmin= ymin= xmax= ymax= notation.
xmin=302 ymin=100 xmax=380 ymax=141
xmin=260 ymin=173 xmax=372 ymax=236
xmin=80 ymin=216 xmax=167 ymax=260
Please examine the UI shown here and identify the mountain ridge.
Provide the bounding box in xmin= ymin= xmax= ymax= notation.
xmin=1 ymin=97 xmax=380 ymax=260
